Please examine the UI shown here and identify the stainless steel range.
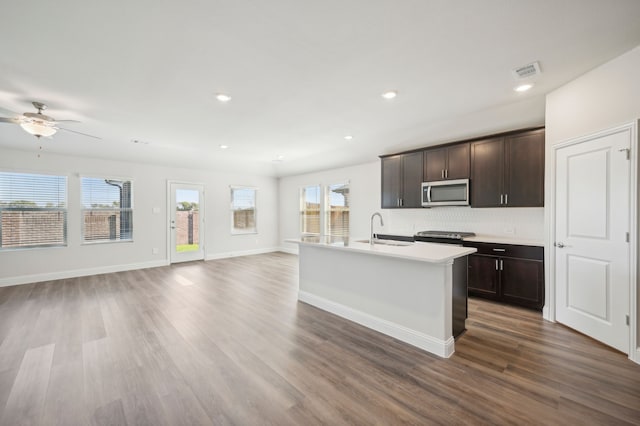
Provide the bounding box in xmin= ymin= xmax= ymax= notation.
xmin=414 ymin=230 xmax=475 ymax=245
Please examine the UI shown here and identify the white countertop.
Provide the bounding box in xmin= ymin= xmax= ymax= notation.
xmin=287 ymin=237 xmax=476 ymax=264
xmin=372 ymin=231 xmax=544 ymax=247
xmin=378 ymin=232 xmax=544 ymax=247
xmin=463 ymin=235 xmax=544 ymax=247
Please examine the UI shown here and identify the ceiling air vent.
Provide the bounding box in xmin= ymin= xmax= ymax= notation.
xmin=512 ymin=61 xmax=541 ymax=80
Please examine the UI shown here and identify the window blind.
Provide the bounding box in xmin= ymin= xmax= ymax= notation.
xmin=0 ymin=172 xmax=67 ymax=249
xmin=231 ymin=187 xmax=257 ymax=234
xmin=82 ymin=177 xmax=133 ymax=242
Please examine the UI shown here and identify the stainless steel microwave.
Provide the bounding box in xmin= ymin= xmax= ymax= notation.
xmin=421 ymin=179 xmax=470 ymax=207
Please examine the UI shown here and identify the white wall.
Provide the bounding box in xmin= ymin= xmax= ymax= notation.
xmin=386 ymin=208 xmax=543 ymax=239
xmin=545 ymin=44 xmax=640 ymax=356
xmin=278 ymin=160 xmax=544 ymax=252
xmin=0 ymin=148 xmax=279 ymax=285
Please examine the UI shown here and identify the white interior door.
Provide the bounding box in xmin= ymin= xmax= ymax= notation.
xmin=554 ymin=128 xmax=631 ymax=353
xmin=169 ymin=182 xmax=205 ymax=263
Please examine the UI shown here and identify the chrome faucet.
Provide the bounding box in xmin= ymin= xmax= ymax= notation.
xmin=370 ymin=212 xmax=384 ymax=246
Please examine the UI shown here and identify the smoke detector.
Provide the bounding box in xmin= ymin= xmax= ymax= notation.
xmin=512 ymin=61 xmax=542 ymax=80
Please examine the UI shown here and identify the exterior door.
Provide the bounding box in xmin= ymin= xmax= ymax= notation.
xmin=169 ymin=182 xmax=205 ymax=263
xmin=554 ymin=127 xmax=631 ymax=353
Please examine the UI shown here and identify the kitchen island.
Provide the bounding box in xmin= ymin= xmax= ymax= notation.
xmin=288 ymin=237 xmax=476 ymax=358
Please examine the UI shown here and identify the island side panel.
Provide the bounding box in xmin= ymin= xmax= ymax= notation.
xmin=297 ymin=244 xmax=454 ymax=357
xmin=452 ymin=255 xmax=469 ymax=338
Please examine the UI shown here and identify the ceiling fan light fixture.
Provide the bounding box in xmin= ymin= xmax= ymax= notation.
xmin=20 ymin=121 xmax=57 ymax=137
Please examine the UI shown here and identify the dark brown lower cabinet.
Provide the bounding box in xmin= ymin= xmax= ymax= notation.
xmin=467 ymin=254 xmax=499 ymax=299
xmin=465 ymin=242 xmax=544 ymax=310
xmin=500 ymin=257 xmax=544 ymax=309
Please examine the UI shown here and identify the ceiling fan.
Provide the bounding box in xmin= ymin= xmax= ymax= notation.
xmin=0 ymin=101 xmax=101 ymax=139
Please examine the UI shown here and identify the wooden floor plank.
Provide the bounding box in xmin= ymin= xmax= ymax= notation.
xmin=0 ymin=252 xmax=638 ymax=425
xmin=1 ymin=343 xmax=55 ymax=425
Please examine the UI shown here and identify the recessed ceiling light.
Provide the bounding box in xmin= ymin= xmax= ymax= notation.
xmin=216 ymin=93 xmax=232 ymax=102
xmin=381 ymin=90 xmax=398 ymax=100
xmin=219 ymin=144 xmax=229 ymax=149
xmin=344 ymin=135 xmax=353 ymax=141
xmin=514 ymin=84 xmax=533 ymax=92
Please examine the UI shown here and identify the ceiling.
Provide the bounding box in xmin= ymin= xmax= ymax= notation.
xmin=1 ymin=1 xmax=640 ymax=177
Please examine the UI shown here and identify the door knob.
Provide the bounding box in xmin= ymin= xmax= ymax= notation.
xmin=555 ymin=242 xmax=565 ymax=248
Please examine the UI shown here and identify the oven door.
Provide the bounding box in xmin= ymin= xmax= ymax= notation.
xmin=422 ymin=179 xmax=469 ymax=207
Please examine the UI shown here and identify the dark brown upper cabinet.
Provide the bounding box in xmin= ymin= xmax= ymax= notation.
xmin=423 ymin=143 xmax=470 ymax=182
xmin=470 ymin=129 xmax=545 ymax=207
xmin=381 ymin=151 xmax=423 ymax=208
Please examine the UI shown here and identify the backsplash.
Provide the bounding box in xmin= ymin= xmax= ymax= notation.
xmin=386 ymin=207 xmax=544 ymax=240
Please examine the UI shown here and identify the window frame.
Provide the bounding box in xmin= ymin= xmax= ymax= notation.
xmin=80 ymin=175 xmax=134 ymax=244
xmin=230 ymin=186 xmax=257 ymax=235
xmin=324 ymin=182 xmax=350 ymax=238
xmin=299 ymin=184 xmax=322 ymax=236
xmin=0 ymin=171 xmax=68 ymax=250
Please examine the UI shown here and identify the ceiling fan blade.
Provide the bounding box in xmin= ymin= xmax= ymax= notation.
xmin=0 ymin=117 xmax=20 ymax=124
xmin=55 ymin=119 xmax=82 ymax=123
xmin=57 ymin=127 xmax=102 ymax=140
xmin=0 ymin=106 xmax=20 ymax=117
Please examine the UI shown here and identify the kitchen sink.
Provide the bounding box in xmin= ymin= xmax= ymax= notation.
xmin=354 ymin=239 xmax=413 ymax=246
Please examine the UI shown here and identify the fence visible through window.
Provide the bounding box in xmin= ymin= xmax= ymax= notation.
xmin=0 ymin=172 xmax=68 ymax=249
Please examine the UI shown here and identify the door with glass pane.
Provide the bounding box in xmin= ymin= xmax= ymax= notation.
xmin=169 ymin=182 xmax=204 ymax=263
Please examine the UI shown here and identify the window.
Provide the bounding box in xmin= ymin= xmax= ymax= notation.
xmin=81 ymin=177 xmax=133 ymax=243
xmin=231 ymin=187 xmax=257 ymax=234
xmin=300 ymin=185 xmax=321 ymax=235
xmin=0 ymin=172 xmax=67 ymax=249
xmin=325 ymin=183 xmax=349 ymax=237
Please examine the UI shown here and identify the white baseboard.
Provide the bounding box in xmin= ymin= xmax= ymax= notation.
xmin=0 ymin=248 xmax=293 ymax=288
xmin=298 ymin=290 xmax=455 ymax=358
xmin=277 ymin=246 xmax=298 ymax=255
xmin=205 ymin=246 xmax=283 ymax=260
xmin=0 ymin=259 xmax=169 ymax=287
xmin=634 ymin=347 xmax=640 ymax=365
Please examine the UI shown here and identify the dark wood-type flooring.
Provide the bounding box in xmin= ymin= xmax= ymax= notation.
xmin=0 ymin=252 xmax=639 ymax=425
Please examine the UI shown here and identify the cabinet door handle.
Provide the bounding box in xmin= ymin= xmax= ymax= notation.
xmin=495 ymin=259 xmax=499 ymax=270
xmin=441 ymin=169 xmax=444 ymax=179
xmin=445 ymin=169 xmax=448 ymax=179
xmin=505 ymin=194 xmax=508 ymax=205
xmin=500 ymin=194 xmax=504 ymax=205
xmin=400 ymin=198 xmax=403 ymax=207
xmin=492 ymin=248 xmax=506 ymax=252
xmin=500 ymin=259 xmax=503 ymax=271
